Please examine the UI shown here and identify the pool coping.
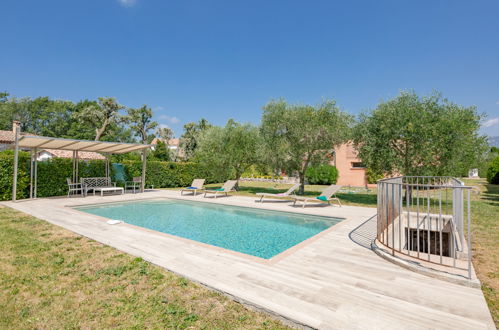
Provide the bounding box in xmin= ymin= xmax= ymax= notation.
xmin=69 ymin=197 xmax=350 ymax=265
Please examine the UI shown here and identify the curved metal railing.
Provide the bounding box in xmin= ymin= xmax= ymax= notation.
xmin=377 ymin=176 xmax=473 ymax=279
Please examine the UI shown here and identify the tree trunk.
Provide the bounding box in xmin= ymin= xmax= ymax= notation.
xmin=298 ymin=171 xmax=306 ymax=195
xmin=95 ymin=119 xmax=110 ymax=141
xmin=234 ymin=169 xmax=242 ymax=191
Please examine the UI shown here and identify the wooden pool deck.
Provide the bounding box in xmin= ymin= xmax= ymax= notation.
xmin=2 ymin=190 xmax=495 ymax=329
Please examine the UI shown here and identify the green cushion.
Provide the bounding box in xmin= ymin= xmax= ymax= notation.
xmin=316 ymin=196 xmax=328 ymax=201
xmin=215 ymin=188 xmax=225 ymax=191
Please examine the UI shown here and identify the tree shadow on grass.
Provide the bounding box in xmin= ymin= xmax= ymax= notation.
xmin=482 ymin=183 xmax=499 ymax=207
xmin=237 ymin=186 xmax=289 ymax=195
xmin=336 ymin=193 xmax=377 ymax=207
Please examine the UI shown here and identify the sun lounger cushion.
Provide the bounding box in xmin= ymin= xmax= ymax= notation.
xmin=316 ymin=196 xmax=328 ymax=201
xmin=186 ymin=187 xmax=198 ymax=189
xmin=215 ymin=188 xmax=224 ymax=191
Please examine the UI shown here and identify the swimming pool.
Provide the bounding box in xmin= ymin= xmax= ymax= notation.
xmin=75 ymin=199 xmax=342 ymax=259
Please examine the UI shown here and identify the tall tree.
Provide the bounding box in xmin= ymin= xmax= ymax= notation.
xmin=157 ymin=126 xmax=174 ymax=143
xmin=0 ymin=94 xmax=76 ymax=137
xmin=353 ymin=91 xmax=488 ymax=177
xmin=261 ymin=99 xmax=353 ymax=194
xmin=195 ymin=120 xmax=260 ymax=185
xmin=75 ymin=97 xmax=125 ymax=141
xmin=180 ymin=118 xmax=211 ymax=160
xmin=151 ymin=140 xmax=171 ymax=161
xmin=127 ymin=105 xmax=158 ymax=144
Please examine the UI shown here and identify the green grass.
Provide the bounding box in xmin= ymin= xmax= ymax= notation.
xmin=462 ymin=179 xmax=499 ymax=325
xmin=0 ymin=206 xmax=290 ymax=329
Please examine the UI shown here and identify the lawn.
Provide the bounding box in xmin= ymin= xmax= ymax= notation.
xmin=0 ymin=206 xmax=289 ymax=329
xmin=461 ymin=179 xmax=499 ymax=325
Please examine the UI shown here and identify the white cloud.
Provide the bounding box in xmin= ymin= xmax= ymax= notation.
xmin=117 ymin=0 xmax=136 ymax=7
xmin=496 ymin=101 xmax=499 ymax=105
xmin=483 ymin=118 xmax=499 ymax=128
xmin=159 ymin=124 xmax=170 ymax=129
xmin=158 ymin=114 xmax=180 ymax=124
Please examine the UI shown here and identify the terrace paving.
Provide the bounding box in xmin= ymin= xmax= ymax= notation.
xmin=1 ymin=190 xmax=495 ymax=329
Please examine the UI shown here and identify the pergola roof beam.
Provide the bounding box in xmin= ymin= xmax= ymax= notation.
xmin=17 ymin=136 xmax=151 ymax=154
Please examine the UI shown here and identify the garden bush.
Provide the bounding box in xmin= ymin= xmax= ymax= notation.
xmin=366 ymin=168 xmax=384 ymax=184
xmin=305 ymin=164 xmax=339 ymax=185
xmin=486 ymin=156 xmax=499 ymax=184
xmin=122 ymin=160 xmax=214 ymax=188
xmin=0 ymin=150 xmax=30 ymax=200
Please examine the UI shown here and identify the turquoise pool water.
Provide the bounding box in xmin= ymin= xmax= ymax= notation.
xmin=75 ymin=199 xmax=341 ymax=259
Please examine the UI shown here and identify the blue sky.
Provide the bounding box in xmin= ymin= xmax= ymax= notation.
xmin=1 ymin=0 xmax=498 ymax=137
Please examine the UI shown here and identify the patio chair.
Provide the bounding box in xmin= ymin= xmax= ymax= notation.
xmin=125 ymin=177 xmax=142 ymax=194
xmin=203 ymin=180 xmax=237 ymax=198
xmin=180 ymin=179 xmax=206 ymax=196
xmin=292 ymin=184 xmax=343 ymax=208
xmin=255 ymin=183 xmax=300 ymax=202
xmin=66 ymin=178 xmax=84 ymax=197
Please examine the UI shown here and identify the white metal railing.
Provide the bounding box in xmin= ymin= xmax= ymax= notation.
xmin=377 ymin=176 xmax=473 ymax=279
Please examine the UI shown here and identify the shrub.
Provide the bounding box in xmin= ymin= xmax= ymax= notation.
xmin=486 ymin=156 xmax=499 ymax=184
xmin=0 ymin=150 xmax=30 ymax=200
xmin=305 ymin=165 xmax=339 ymax=185
xmin=122 ymin=160 xmax=213 ymax=188
xmin=366 ymin=168 xmax=384 ymax=184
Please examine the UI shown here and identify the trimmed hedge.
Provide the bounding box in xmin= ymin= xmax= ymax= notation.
xmin=0 ymin=151 xmax=211 ymax=201
xmin=0 ymin=150 xmax=30 ymax=200
xmin=486 ymin=156 xmax=499 ymax=184
xmin=305 ymin=164 xmax=339 ymax=185
xmin=121 ymin=160 xmax=213 ymax=188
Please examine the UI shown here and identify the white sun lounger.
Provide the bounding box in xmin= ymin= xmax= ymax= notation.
xmin=255 ymin=183 xmax=300 ymax=202
xmin=292 ymin=184 xmax=342 ymax=208
xmin=180 ymin=179 xmax=206 ymax=196
xmin=203 ymin=180 xmax=237 ymax=198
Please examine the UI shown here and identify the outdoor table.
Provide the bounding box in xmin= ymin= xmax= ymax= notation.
xmin=93 ymin=187 xmax=124 ymax=196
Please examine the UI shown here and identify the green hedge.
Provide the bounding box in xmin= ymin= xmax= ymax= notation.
xmin=305 ymin=164 xmax=339 ymax=185
xmin=486 ymin=156 xmax=499 ymax=184
xmin=0 ymin=151 xmax=210 ymax=201
xmin=0 ymin=150 xmax=30 ymax=200
xmin=121 ymin=160 xmax=213 ymax=188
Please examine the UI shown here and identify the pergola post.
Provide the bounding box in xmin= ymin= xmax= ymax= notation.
xmin=72 ymin=150 xmax=76 ymax=183
xmin=11 ymin=121 xmax=20 ymax=202
xmin=105 ymin=153 xmax=110 ymax=178
xmin=75 ymin=150 xmax=79 ymax=183
xmin=141 ymin=149 xmax=147 ymax=192
xmin=34 ymin=147 xmax=38 ymax=198
xmin=29 ymin=149 xmax=34 ymax=199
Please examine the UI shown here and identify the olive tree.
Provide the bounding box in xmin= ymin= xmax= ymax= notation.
xmin=127 ymin=105 xmax=158 ymax=144
xmin=194 ymin=119 xmax=260 ymax=185
xmin=353 ymin=91 xmax=488 ymax=177
xmin=75 ymin=97 xmax=125 ymax=141
xmin=180 ymin=118 xmax=212 ymax=160
xmin=260 ymin=99 xmax=353 ymax=194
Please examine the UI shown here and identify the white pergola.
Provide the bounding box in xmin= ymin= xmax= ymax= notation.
xmin=11 ymin=132 xmax=152 ymax=202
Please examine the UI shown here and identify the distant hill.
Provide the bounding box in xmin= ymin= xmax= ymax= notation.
xmin=488 ymin=136 xmax=499 ymax=148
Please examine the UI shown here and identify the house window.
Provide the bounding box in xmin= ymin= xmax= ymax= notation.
xmin=351 ymin=162 xmax=365 ymax=168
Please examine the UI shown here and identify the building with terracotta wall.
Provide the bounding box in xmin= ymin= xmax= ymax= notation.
xmin=331 ymin=143 xmax=369 ymax=187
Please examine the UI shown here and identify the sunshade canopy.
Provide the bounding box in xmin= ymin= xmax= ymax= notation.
xmin=18 ymin=135 xmax=151 ymax=154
